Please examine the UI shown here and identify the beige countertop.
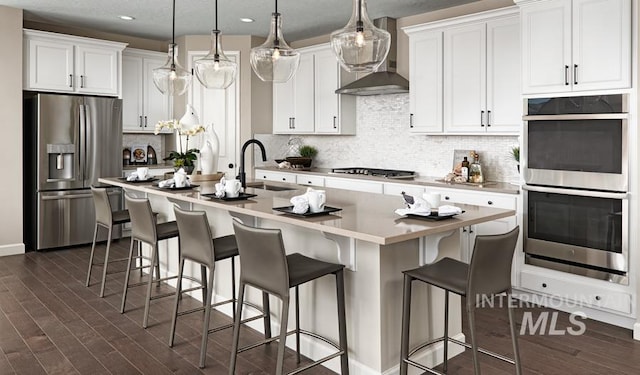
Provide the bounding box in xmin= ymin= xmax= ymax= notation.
xmin=123 ymin=163 xmax=174 ymax=170
xmin=100 ymin=177 xmax=515 ymax=246
xmin=255 ymin=166 xmax=520 ymax=195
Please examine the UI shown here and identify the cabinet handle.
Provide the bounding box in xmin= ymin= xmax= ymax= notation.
xmin=487 ymin=200 xmax=493 ymax=205
xmin=462 ymin=228 xmax=467 ymax=232
xmin=69 ymin=74 xmax=73 ymax=88
xmin=469 ymin=228 xmax=474 ymax=234
xmin=144 ymin=116 xmax=148 ymax=127
xmin=80 ymin=75 xmax=85 ymax=88
xmin=480 ymin=110 xmax=485 ymax=127
xmin=487 ymin=110 xmax=491 ymax=127
xmin=565 ymin=65 xmax=570 ymax=85
xmin=263 ymin=175 xmax=267 ymax=178
xmin=139 ymin=116 xmax=143 ymax=128
xmin=444 ymin=196 xmax=450 ymax=200
xmin=574 ymin=64 xmax=578 ymax=85
xmin=595 ymin=295 xmax=601 ymax=301
xmin=307 ymin=181 xmax=312 ymax=184
xmin=333 ymin=116 xmax=337 ymax=129
xmin=292 ymin=117 xmax=295 ymax=129
xmin=282 ymin=177 xmax=286 ymax=181
xmin=409 ymin=113 xmax=414 ymax=128
xmin=542 ymin=283 xmax=547 ymax=288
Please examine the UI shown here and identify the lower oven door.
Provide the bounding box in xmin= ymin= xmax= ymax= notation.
xmin=523 ymin=185 xmax=628 ymax=284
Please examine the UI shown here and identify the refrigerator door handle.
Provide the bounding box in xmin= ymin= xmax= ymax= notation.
xmin=79 ymin=104 xmax=87 ymax=182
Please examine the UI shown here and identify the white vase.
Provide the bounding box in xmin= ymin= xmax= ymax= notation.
xmin=200 ymin=125 xmax=219 ymax=175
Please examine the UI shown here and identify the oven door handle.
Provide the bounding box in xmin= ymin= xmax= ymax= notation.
xmin=522 ymin=185 xmax=628 ymax=199
xmin=523 ymin=113 xmax=628 ymax=121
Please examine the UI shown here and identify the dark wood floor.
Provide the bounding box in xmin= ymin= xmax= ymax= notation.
xmin=2 ymin=239 xmax=640 ymax=374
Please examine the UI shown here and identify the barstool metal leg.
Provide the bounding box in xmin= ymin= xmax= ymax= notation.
xmin=467 ymin=305 xmax=481 ymax=375
xmin=275 ymin=297 xmax=290 ymax=375
xmin=142 ymin=243 xmax=158 ymax=328
xmin=507 ymin=293 xmax=523 ymax=375
xmin=263 ymin=291 xmax=272 ymax=340
xmin=199 ymin=266 xmax=215 ymax=368
xmin=99 ymin=225 xmax=113 ymax=298
xmin=295 ymin=285 xmax=301 ymax=364
xmin=399 ymin=274 xmax=413 ymax=375
xmin=121 ymin=238 xmax=136 ymax=313
xmin=336 ymin=269 xmax=349 ymax=375
xmin=229 ymin=282 xmax=246 ymax=375
xmin=169 ymin=258 xmax=185 ymax=347
xmin=200 ymin=264 xmax=208 ymax=307
xmin=231 ymin=257 xmax=236 ymax=319
xmin=443 ymin=291 xmax=449 ymax=372
xmin=86 ymin=223 xmax=100 ymax=287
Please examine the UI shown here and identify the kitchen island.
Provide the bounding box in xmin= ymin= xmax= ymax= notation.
xmin=99 ymin=177 xmax=515 ymax=374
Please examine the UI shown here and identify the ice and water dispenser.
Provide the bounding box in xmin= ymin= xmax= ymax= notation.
xmin=47 ymin=144 xmax=75 ymax=180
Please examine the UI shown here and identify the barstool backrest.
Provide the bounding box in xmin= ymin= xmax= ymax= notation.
xmin=467 ymin=226 xmax=520 ymax=299
xmin=232 ymin=220 xmax=290 ymax=298
xmin=174 ymin=206 xmax=215 ymax=268
xmin=91 ymin=186 xmax=112 ymax=226
xmin=125 ymin=195 xmax=157 ymax=244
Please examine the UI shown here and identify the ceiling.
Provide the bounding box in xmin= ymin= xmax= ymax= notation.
xmin=2 ymin=0 xmax=480 ymax=41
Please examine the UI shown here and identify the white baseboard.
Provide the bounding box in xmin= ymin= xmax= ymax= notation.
xmin=633 ymin=322 xmax=640 ymax=340
xmin=0 ymin=243 xmax=25 ymax=257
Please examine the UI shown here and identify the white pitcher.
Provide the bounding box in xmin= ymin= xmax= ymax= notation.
xmin=307 ymin=190 xmax=326 ymax=213
xmin=224 ymin=179 xmax=242 ymax=198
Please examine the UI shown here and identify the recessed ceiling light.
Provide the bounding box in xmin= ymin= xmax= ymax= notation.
xmin=240 ymin=18 xmax=254 ymax=23
xmin=118 ymin=15 xmax=135 ymax=21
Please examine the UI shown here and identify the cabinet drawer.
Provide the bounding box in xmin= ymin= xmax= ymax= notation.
xmin=324 ymin=177 xmax=383 ymax=194
xmin=432 ymin=188 xmax=516 ymax=210
xmin=256 ymin=170 xmax=296 ymax=183
xmin=383 ymin=183 xmax=425 ymax=197
xmin=520 ymin=270 xmax=631 ymax=315
xmin=296 ymin=175 xmax=325 ymax=187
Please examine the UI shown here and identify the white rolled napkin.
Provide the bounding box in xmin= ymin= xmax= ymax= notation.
xmin=437 ymin=205 xmax=463 ymax=216
xmin=290 ymin=195 xmax=310 ymax=214
xmin=158 ymin=178 xmax=174 ymax=188
xmin=126 ymin=174 xmax=139 ymax=181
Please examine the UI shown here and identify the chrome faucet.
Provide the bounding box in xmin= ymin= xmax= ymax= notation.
xmin=238 ymin=139 xmax=267 ymax=189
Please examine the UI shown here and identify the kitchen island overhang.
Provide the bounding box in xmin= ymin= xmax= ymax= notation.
xmin=99 ymin=177 xmax=516 ymax=374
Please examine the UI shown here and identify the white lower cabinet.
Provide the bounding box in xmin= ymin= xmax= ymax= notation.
xmin=255 ymin=170 xmax=296 ymax=184
xmin=296 ymin=175 xmax=325 ymax=187
xmin=520 ymin=269 xmax=632 ymax=315
xmin=324 ymin=177 xmax=384 ymax=194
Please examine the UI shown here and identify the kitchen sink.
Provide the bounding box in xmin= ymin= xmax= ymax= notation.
xmin=245 ymin=182 xmax=297 ymax=191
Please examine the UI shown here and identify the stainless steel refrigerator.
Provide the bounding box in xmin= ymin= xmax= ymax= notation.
xmin=23 ymin=93 xmax=123 ymax=251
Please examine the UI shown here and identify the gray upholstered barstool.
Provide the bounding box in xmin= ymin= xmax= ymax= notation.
xmin=229 ymin=220 xmax=349 ymax=375
xmin=400 ymin=227 xmax=521 ymax=375
xmin=122 ymin=195 xmax=190 ymax=329
xmin=170 ymin=206 xmax=271 ymax=368
xmin=86 ymin=186 xmax=131 ymax=298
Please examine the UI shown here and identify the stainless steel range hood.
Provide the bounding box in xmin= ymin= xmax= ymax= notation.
xmin=335 ymin=17 xmax=409 ymax=96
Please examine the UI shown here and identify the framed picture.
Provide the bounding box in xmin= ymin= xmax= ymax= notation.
xmin=131 ymin=144 xmax=147 ymax=164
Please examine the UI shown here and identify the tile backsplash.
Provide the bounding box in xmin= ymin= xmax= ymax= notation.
xmin=256 ymin=94 xmax=520 ymax=183
xmin=123 ymin=134 xmax=164 ymax=164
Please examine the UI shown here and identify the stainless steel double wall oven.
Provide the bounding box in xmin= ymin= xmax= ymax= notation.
xmin=522 ymin=94 xmax=629 ymax=284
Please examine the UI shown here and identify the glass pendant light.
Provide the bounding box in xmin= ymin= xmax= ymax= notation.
xmin=194 ymin=0 xmax=238 ymax=89
xmin=152 ymin=0 xmax=192 ymax=96
xmin=330 ymin=0 xmax=391 ymax=73
xmin=250 ymin=0 xmax=300 ymax=83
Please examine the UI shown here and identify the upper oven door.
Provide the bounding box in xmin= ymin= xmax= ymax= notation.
xmin=523 ymin=95 xmax=628 ymax=192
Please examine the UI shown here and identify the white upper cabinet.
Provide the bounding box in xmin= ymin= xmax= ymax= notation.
xmin=24 ymin=29 xmax=126 ymax=96
xmin=273 ymin=43 xmax=356 ymax=135
xmin=405 ymin=8 xmax=521 ymax=135
xmin=122 ymin=49 xmax=170 ymax=133
xmin=519 ymin=0 xmax=631 ymax=94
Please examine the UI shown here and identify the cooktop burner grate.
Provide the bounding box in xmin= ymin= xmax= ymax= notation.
xmin=330 ymin=167 xmax=416 ymax=179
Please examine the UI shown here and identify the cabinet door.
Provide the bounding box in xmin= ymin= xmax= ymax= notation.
xmin=121 ymin=55 xmax=143 ymax=131
xmin=314 ymin=49 xmax=340 ymax=134
xmin=291 ymin=53 xmax=315 ymax=133
xmin=75 ymin=44 xmax=119 ymax=95
xmin=409 ymin=30 xmax=443 ymax=133
xmin=521 ymin=0 xmax=572 ymax=94
xmin=273 ymin=76 xmax=295 ymax=134
xmin=572 ymin=0 xmax=631 ymax=91
xmin=486 ymin=16 xmax=521 ymax=133
xmin=143 ymin=57 xmax=170 ymax=130
xmin=26 ymin=38 xmax=74 ymax=92
xmin=443 ymin=23 xmax=486 ymax=133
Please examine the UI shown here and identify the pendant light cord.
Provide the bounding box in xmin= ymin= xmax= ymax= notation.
xmin=356 ymin=0 xmax=363 ymax=32
xmin=170 ymin=0 xmax=176 ymax=69
xmin=273 ymin=0 xmax=280 ymax=47
xmin=214 ymin=0 xmax=219 ymax=57
xmin=214 ymin=0 xmax=218 ymax=30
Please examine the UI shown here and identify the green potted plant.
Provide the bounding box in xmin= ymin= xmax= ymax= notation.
xmin=510 ymin=146 xmax=520 ymax=172
xmin=286 ymin=145 xmax=318 ymax=169
xmin=154 ymin=119 xmax=205 ymax=174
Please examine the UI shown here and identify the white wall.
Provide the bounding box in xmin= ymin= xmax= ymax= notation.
xmin=0 ymin=5 xmax=24 ymax=255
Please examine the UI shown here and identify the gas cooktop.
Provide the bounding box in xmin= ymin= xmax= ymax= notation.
xmin=330 ymin=167 xmax=416 ymax=179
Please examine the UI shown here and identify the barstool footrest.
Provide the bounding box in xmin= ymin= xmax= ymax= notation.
xmin=287 ymin=350 xmax=345 ymax=375
xmin=149 ymin=291 xmax=177 ymax=300
xmin=238 ymin=328 xmax=342 ymax=356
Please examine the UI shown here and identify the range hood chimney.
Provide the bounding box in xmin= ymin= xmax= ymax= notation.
xmin=335 ymin=17 xmax=409 ymax=96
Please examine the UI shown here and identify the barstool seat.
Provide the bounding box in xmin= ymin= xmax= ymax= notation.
xmin=212 ymin=235 xmax=239 ymax=261
xmin=399 ymin=226 xmax=522 ymax=375
xmin=86 ymin=186 xmax=131 ymax=298
xmin=229 ymin=220 xmax=349 ymax=375
xmin=156 ymin=221 xmax=179 ymax=240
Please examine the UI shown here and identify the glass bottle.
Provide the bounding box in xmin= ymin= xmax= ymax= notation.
xmin=469 ymin=154 xmax=484 ymax=183
xmin=461 ymin=157 xmax=469 ymax=182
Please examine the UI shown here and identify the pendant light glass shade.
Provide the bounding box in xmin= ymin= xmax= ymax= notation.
xmin=330 ymin=0 xmax=391 ymax=73
xmin=250 ymin=10 xmax=300 ymax=83
xmin=194 ymin=0 xmax=238 ymax=89
xmin=152 ymin=0 xmax=192 ymax=96
xmin=153 ymin=43 xmax=192 ymax=96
